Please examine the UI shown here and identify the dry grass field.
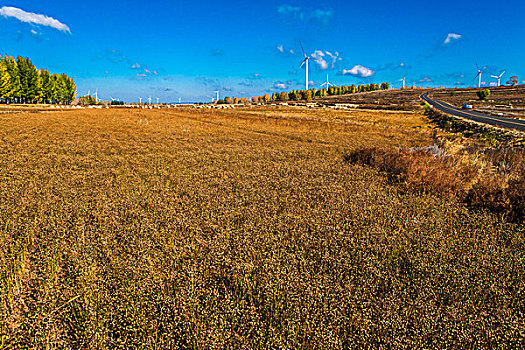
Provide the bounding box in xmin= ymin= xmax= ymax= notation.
xmin=432 ymin=86 xmax=525 ymax=119
xmin=315 ymin=88 xmax=429 ymax=111
xmin=1 ymin=106 xmax=524 ymax=348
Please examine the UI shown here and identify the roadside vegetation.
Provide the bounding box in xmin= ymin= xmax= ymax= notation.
xmin=0 ymin=106 xmax=524 ymax=348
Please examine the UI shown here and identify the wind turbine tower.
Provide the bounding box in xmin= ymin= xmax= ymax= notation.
xmin=491 ymin=71 xmax=506 ymax=87
xmin=320 ymin=74 xmax=334 ymax=89
xmin=400 ymin=77 xmax=406 ymax=89
xmin=148 ymin=96 xmax=152 ymax=104
xmin=156 ymin=97 xmax=160 ymax=104
xmin=214 ymin=91 xmax=220 ymax=102
xmin=475 ymin=64 xmax=483 ymax=88
xmin=299 ymin=41 xmax=310 ymax=90
xmin=139 ymin=97 xmax=142 ymax=104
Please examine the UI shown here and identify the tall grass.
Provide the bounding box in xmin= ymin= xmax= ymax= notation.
xmin=0 ymin=107 xmax=524 ymax=348
xmin=344 ymin=145 xmax=525 ymax=221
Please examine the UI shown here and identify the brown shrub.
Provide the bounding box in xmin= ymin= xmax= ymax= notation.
xmin=345 ymin=146 xmax=525 ymax=221
xmin=344 ymin=146 xmax=478 ymax=196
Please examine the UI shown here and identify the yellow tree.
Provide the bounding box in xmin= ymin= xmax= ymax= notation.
xmin=0 ymin=57 xmax=11 ymax=101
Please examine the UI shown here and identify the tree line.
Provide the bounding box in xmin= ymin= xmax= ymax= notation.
xmin=0 ymin=56 xmax=76 ymax=104
xmin=249 ymin=82 xmax=390 ymax=103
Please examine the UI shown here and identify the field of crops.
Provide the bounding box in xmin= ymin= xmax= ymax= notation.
xmin=1 ymin=106 xmax=524 ymax=348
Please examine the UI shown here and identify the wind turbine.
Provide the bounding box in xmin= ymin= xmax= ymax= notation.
xmin=110 ymin=97 xmax=117 ymax=101
xmin=320 ymin=74 xmax=334 ymax=89
xmin=214 ymin=91 xmax=219 ymax=102
xmin=148 ymin=96 xmax=152 ymax=104
xmin=474 ymin=64 xmax=483 ymax=88
xmin=178 ymin=97 xmax=182 ymax=104
xmin=299 ymin=41 xmax=310 ymax=90
xmin=491 ymin=70 xmax=506 ymax=87
xmin=139 ymin=97 xmax=142 ymax=104
xmin=156 ymin=97 xmax=160 ymax=104
xmin=399 ymin=77 xmax=406 ymax=89
xmin=93 ymin=89 xmax=99 ymax=102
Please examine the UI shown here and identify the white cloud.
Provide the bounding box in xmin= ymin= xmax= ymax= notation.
xmin=444 ymin=33 xmax=462 ymax=44
xmin=274 ymin=82 xmax=287 ymax=90
xmin=311 ymin=50 xmax=328 ymax=70
xmin=342 ymin=65 xmax=375 ymax=78
xmin=131 ymin=63 xmax=141 ymax=69
xmin=419 ymin=77 xmax=432 ymax=83
xmin=325 ymin=51 xmax=342 ymax=68
xmin=277 ymin=45 xmax=284 ymax=53
xmin=0 ymin=6 xmax=70 ymax=33
xmin=310 ymin=50 xmax=342 ymax=70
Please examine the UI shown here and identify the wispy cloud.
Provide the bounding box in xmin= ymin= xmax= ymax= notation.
xmin=444 ymin=33 xmax=462 ymax=45
xmin=274 ymin=82 xmax=288 ymax=90
xmin=342 ymin=65 xmax=374 ymax=78
xmin=277 ymin=4 xmax=303 ymax=19
xmin=0 ymin=6 xmax=71 ymax=33
xmin=311 ymin=50 xmax=328 ymax=70
xmin=310 ymin=50 xmax=342 ymax=70
xmin=310 ymin=8 xmax=334 ymax=24
xmin=277 ymin=4 xmax=334 ymax=24
xmin=276 ymin=44 xmax=295 ymax=56
xmin=419 ymin=76 xmax=432 ymax=83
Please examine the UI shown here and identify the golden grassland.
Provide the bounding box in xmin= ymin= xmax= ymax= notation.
xmin=1 ymin=106 xmax=524 ymax=348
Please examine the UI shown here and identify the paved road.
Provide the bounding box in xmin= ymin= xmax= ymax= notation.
xmin=421 ymin=92 xmax=525 ymax=132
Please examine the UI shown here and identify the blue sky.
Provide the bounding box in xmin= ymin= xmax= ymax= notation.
xmin=0 ymin=0 xmax=524 ymax=102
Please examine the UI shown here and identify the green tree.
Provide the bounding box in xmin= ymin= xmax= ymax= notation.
xmin=39 ymin=69 xmax=53 ymax=103
xmin=61 ymin=74 xmax=76 ymax=104
xmin=17 ymin=56 xmax=39 ymax=103
xmin=477 ymin=89 xmax=490 ymax=101
xmin=277 ymin=92 xmax=288 ymax=101
xmin=0 ymin=58 xmax=11 ymax=101
xmin=5 ymin=57 xmax=21 ymax=103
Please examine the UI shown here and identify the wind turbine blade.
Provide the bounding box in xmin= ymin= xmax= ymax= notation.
xmin=299 ymin=41 xmax=307 ymax=58
xmin=500 ymin=70 xmax=506 ymax=78
xmin=491 ymin=75 xmax=499 ymax=79
xmin=300 ymin=59 xmax=306 ymax=68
